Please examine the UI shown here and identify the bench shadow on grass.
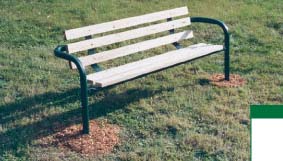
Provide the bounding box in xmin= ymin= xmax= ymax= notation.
xmin=0 ymin=86 xmax=171 ymax=156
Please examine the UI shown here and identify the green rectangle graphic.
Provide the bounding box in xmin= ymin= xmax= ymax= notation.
xmin=250 ymin=105 xmax=283 ymax=118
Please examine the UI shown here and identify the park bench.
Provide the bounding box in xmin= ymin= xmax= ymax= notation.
xmin=54 ymin=6 xmax=230 ymax=134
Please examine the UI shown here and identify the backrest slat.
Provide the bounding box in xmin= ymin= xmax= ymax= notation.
xmin=70 ymin=30 xmax=193 ymax=69
xmin=67 ymin=17 xmax=191 ymax=53
xmin=65 ymin=7 xmax=188 ymax=40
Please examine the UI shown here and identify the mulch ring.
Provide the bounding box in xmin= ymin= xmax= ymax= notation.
xmin=39 ymin=120 xmax=121 ymax=156
xmin=209 ymin=74 xmax=246 ymax=87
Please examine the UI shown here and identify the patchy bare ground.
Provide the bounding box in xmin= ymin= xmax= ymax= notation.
xmin=39 ymin=120 xmax=120 ymax=156
xmin=209 ymin=74 xmax=246 ymax=87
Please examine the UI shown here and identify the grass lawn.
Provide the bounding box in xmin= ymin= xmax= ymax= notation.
xmin=0 ymin=0 xmax=282 ymax=160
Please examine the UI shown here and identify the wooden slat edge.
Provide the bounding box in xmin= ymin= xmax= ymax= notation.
xmin=67 ymin=17 xmax=191 ymax=53
xmin=70 ymin=30 xmax=194 ymax=69
xmin=65 ymin=6 xmax=189 ymax=40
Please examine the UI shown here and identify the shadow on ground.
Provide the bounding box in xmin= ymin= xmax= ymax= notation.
xmin=0 ymin=86 xmax=170 ymax=156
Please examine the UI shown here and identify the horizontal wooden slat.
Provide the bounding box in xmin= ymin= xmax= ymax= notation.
xmin=67 ymin=17 xmax=191 ymax=53
xmin=70 ymin=30 xmax=194 ymax=69
xmin=65 ymin=7 xmax=189 ymax=40
xmin=87 ymin=43 xmax=224 ymax=87
xmin=87 ymin=43 xmax=209 ymax=81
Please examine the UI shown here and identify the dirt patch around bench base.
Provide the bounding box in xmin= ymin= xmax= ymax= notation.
xmin=209 ymin=74 xmax=246 ymax=87
xmin=39 ymin=120 xmax=120 ymax=156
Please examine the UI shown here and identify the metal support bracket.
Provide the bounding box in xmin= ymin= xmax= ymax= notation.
xmin=85 ymin=35 xmax=103 ymax=72
xmin=167 ymin=18 xmax=182 ymax=49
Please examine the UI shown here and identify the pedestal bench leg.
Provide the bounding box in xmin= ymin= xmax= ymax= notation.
xmin=224 ymin=34 xmax=230 ymax=81
xmin=81 ymin=76 xmax=89 ymax=134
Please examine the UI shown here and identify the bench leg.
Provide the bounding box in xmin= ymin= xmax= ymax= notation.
xmin=224 ymin=34 xmax=230 ymax=81
xmin=81 ymin=78 xmax=89 ymax=134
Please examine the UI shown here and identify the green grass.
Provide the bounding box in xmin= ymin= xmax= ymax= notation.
xmin=0 ymin=0 xmax=282 ymax=160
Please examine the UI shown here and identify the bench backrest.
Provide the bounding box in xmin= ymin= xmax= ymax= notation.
xmin=64 ymin=6 xmax=193 ymax=69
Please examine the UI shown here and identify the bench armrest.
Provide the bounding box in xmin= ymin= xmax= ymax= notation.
xmin=54 ymin=45 xmax=87 ymax=79
xmin=191 ymin=17 xmax=230 ymax=80
xmin=54 ymin=45 xmax=89 ymax=133
xmin=190 ymin=17 xmax=230 ymax=50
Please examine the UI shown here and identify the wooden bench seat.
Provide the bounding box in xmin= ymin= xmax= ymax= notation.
xmin=54 ymin=6 xmax=230 ymax=134
xmin=87 ymin=43 xmax=223 ymax=87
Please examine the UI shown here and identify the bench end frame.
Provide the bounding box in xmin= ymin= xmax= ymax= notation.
xmin=191 ymin=17 xmax=230 ymax=81
xmin=54 ymin=45 xmax=90 ymax=134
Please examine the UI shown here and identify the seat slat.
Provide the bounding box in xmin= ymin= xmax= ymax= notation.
xmin=87 ymin=43 xmax=215 ymax=81
xmin=65 ymin=7 xmax=189 ymax=40
xmin=67 ymin=17 xmax=191 ymax=53
xmin=87 ymin=43 xmax=217 ymax=82
xmin=87 ymin=43 xmax=223 ymax=87
xmin=70 ymin=30 xmax=194 ymax=69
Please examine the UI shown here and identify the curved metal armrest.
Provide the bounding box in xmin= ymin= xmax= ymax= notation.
xmin=191 ymin=17 xmax=229 ymax=34
xmin=191 ymin=17 xmax=230 ymax=81
xmin=54 ymin=45 xmax=87 ymax=77
xmin=190 ymin=17 xmax=230 ymax=50
xmin=54 ymin=45 xmax=89 ymax=134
